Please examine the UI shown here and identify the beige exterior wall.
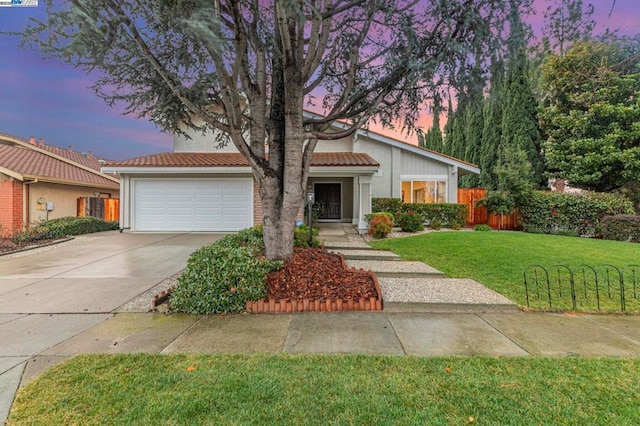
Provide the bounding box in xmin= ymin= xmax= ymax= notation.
xmin=313 ymin=137 xmax=353 ymax=152
xmin=28 ymin=182 xmax=118 ymax=224
xmin=174 ymin=119 xmax=243 ymax=153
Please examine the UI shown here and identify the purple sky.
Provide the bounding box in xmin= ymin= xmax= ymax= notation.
xmin=1 ymin=1 xmax=638 ymax=160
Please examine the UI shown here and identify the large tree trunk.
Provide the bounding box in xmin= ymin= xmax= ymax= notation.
xmin=259 ymin=174 xmax=305 ymax=261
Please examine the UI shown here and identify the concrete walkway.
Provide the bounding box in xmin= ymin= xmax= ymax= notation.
xmin=2 ymin=227 xmax=640 ymax=422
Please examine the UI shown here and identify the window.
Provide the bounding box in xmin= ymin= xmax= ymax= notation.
xmin=401 ymin=180 xmax=446 ymax=203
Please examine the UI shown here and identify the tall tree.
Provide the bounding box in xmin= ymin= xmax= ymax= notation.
xmin=540 ymin=38 xmax=640 ymax=192
xmin=479 ymin=56 xmax=504 ymax=189
xmin=420 ymin=94 xmax=443 ymax=152
xmin=22 ymin=0 xmax=507 ymax=260
xmin=499 ymin=0 xmax=545 ymax=187
xmin=541 ymin=0 xmax=595 ymax=57
xmin=460 ymin=53 xmax=485 ymax=187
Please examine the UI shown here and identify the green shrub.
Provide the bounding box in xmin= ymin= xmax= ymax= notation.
xmin=372 ymin=198 xmax=403 ymax=216
xmin=368 ymin=213 xmax=393 ymax=239
xmin=170 ymin=224 xmax=319 ymax=314
xmin=294 ymin=225 xmax=322 ymax=248
xmin=12 ymin=216 xmax=118 ymax=244
xmin=395 ymin=211 xmax=424 ymax=232
xmin=170 ymin=243 xmax=281 ymax=314
xmin=372 ymin=199 xmax=467 ymax=229
xmin=600 ymin=215 xmax=640 ymax=243
xmin=474 ymin=224 xmax=492 ymax=232
xmin=403 ymin=203 xmax=467 ymax=229
xmin=519 ymin=191 xmax=634 ymax=237
xmin=429 ymin=219 xmax=442 ymax=230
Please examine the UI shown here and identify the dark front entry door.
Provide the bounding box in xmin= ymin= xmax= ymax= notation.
xmin=315 ymin=183 xmax=341 ymax=220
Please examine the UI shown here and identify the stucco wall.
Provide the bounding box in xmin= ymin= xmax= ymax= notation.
xmin=313 ymin=137 xmax=353 ymax=152
xmin=174 ymin=119 xmax=242 ymax=153
xmin=28 ymin=183 xmax=117 ymax=224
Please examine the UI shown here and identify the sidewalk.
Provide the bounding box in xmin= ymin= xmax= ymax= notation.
xmin=3 ymin=227 xmax=640 ymax=422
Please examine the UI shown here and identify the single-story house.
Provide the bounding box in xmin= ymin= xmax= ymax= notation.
xmin=104 ymin=116 xmax=479 ymax=233
xmin=0 ymin=133 xmax=119 ymax=235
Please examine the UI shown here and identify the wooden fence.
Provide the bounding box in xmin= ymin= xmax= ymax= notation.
xmin=77 ymin=197 xmax=119 ymax=222
xmin=457 ymin=188 xmax=520 ymax=230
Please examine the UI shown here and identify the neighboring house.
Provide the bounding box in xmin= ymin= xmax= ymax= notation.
xmin=104 ymin=117 xmax=479 ymax=233
xmin=0 ymin=133 xmax=120 ymax=235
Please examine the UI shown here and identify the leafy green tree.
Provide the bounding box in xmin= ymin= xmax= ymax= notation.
xmin=540 ymin=39 xmax=640 ymax=192
xmin=22 ymin=0 xmax=508 ymax=260
xmin=541 ymin=0 xmax=595 ymax=57
xmin=420 ymin=94 xmax=444 ymax=152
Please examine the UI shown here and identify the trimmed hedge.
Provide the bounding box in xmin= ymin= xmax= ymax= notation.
xmin=600 ymin=215 xmax=640 ymax=243
xmin=372 ymin=198 xmax=467 ymax=229
xmin=12 ymin=216 xmax=118 ymax=244
xmin=518 ymin=191 xmax=634 ymax=237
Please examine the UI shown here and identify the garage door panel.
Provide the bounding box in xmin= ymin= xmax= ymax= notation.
xmin=134 ymin=179 xmax=252 ymax=232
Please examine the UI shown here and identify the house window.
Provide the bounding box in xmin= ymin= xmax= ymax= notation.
xmin=401 ymin=180 xmax=447 ymax=203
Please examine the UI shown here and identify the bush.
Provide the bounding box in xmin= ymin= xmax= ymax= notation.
xmin=403 ymin=203 xmax=467 ymax=229
xmin=368 ymin=213 xmax=393 ymax=239
xmin=170 ymin=243 xmax=281 ymax=314
xmin=294 ymin=225 xmax=322 ymax=248
xmin=600 ymin=215 xmax=640 ymax=243
xmin=372 ymin=199 xmax=467 ymax=229
xmin=372 ymin=198 xmax=403 ymax=216
xmin=519 ymin=191 xmax=634 ymax=237
xmin=170 ymin=224 xmax=319 ymax=314
xmin=429 ymin=219 xmax=442 ymax=230
xmin=365 ymin=211 xmax=395 ymax=227
xmin=12 ymin=216 xmax=118 ymax=244
xmin=474 ymin=224 xmax=492 ymax=232
xmin=395 ymin=211 xmax=424 ymax=232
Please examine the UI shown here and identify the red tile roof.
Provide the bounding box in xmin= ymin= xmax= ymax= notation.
xmin=106 ymin=152 xmax=380 ymax=168
xmin=0 ymin=142 xmax=119 ymax=189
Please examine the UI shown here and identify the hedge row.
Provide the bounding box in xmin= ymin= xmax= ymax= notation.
xmin=518 ymin=191 xmax=634 ymax=237
xmin=372 ymin=198 xmax=467 ymax=229
xmin=600 ymin=215 xmax=640 ymax=243
xmin=13 ymin=216 xmax=119 ymax=244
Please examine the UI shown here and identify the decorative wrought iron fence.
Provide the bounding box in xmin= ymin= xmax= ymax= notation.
xmin=524 ymin=265 xmax=640 ymax=312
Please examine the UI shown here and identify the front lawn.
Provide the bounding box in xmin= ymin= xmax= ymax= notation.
xmin=10 ymin=354 xmax=640 ymax=424
xmin=370 ymin=231 xmax=640 ymax=312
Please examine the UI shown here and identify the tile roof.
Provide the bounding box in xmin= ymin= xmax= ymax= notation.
xmin=0 ymin=144 xmax=119 ymax=188
xmin=106 ymin=152 xmax=380 ymax=168
xmin=37 ymin=144 xmax=112 ymax=171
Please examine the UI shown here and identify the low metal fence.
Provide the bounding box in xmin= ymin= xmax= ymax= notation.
xmin=524 ymin=264 xmax=640 ymax=312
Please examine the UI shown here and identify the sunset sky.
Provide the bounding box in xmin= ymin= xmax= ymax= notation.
xmin=1 ymin=1 xmax=638 ymax=160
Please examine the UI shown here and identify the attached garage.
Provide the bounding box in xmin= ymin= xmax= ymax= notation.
xmin=133 ymin=178 xmax=253 ymax=232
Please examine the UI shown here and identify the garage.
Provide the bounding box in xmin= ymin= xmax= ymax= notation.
xmin=133 ymin=178 xmax=253 ymax=232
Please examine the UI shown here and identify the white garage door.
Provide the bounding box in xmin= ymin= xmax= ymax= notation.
xmin=134 ymin=179 xmax=253 ymax=232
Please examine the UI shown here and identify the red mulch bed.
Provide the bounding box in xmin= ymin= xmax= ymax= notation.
xmin=265 ymin=247 xmax=378 ymax=301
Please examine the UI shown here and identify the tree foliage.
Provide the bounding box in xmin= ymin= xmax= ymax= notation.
xmin=22 ymin=0 xmax=508 ymax=260
xmin=540 ymin=38 xmax=640 ymax=192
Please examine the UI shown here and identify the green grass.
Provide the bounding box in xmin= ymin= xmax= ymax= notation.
xmin=10 ymin=354 xmax=640 ymax=425
xmin=370 ymin=231 xmax=640 ymax=312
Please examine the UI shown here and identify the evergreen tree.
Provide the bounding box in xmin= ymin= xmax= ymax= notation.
xmin=460 ymin=54 xmax=485 ymax=187
xmin=499 ymin=0 xmax=545 ymax=188
xmin=479 ymin=57 xmax=504 ymax=189
xmin=442 ymin=96 xmax=455 ymax=156
xmin=423 ymin=94 xmax=444 ymax=152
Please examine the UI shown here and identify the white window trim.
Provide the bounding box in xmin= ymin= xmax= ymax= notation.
xmin=400 ymin=176 xmax=448 ymax=203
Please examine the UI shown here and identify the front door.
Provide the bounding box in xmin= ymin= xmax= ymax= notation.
xmin=314 ymin=183 xmax=341 ymax=220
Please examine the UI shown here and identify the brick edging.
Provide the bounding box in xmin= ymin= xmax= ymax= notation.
xmin=245 ymin=252 xmax=384 ymax=313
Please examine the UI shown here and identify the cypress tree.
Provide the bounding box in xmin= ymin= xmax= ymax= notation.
xmin=499 ymin=0 xmax=545 ymax=188
xmin=479 ymin=57 xmax=504 ymax=189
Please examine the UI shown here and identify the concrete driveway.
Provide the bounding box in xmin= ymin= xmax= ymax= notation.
xmin=0 ymin=231 xmax=223 ymax=420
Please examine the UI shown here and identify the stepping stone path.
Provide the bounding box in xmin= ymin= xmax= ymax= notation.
xmin=326 ymin=241 xmax=519 ymax=313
